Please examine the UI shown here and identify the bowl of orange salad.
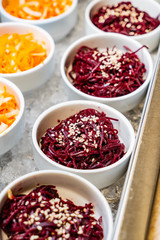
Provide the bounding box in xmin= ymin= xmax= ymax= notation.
xmin=0 ymin=22 xmax=55 ymax=93
xmin=0 ymin=0 xmax=78 ymax=41
xmin=0 ymin=77 xmax=25 ymax=156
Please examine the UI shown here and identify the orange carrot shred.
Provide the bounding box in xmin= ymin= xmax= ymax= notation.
xmin=0 ymin=86 xmax=19 ymax=134
xmin=3 ymin=0 xmax=73 ymax=20
xmin=8 ymin=189 xmax=15 ymax=199
xmin=0 ymin=32 xmax=47 ymax=73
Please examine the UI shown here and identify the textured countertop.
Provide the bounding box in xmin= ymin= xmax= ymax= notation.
xmin=0 ymin=0 xmax=157 ymax=221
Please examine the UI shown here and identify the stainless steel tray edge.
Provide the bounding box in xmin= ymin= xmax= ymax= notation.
xmin=112 ymin=44 xmax=160 ymax=240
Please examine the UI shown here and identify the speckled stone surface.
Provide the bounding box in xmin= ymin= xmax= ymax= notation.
xmin=0 ymin=0 xmax=158 ymax=222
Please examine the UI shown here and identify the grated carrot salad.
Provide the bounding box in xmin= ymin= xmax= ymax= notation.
xmin=0 ymin=33 xmax=47 ymax=73
xmin=3 ymin=0 xmax=73 ymax=20
xmin=0 ymin=86 xmax=19 ymax=134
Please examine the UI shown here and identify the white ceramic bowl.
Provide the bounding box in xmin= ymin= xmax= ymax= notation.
xmin=32 ymin=100 xmax=135 ymax=189
xmin=0 ymin=170 xmax=113 ymax=240
xmin=0 ymin=0 xmax=78 ymax=42
xmin=0 ymin=22 xmax=55 ymax=93
xmin=85 ymin=0 xmax=160 ymax=52
xmin=0 ymin=77 xmax=25 ymax=156
xmin=60 ymin=33 xmax=153 ymax=112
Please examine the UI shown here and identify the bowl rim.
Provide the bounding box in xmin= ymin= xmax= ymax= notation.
xmin=0 ymin=0 xmax=78 ymax=24
xmin=60 ymin=33 xmax=153 ymax=103
xmin=0 ymin=76 xmax=25 ymax=137
xmin=0 ymin=170 xmax=113 ymax=239
xmin=0 ymin=22 xmax=55 ymax=77
xmin=32 ymin=100 xmax=135 ymax=174
xmin=85 ymin=0 xmax=160 ymax=40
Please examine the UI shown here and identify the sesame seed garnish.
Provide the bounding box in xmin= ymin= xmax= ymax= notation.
xmin=30 ymin=236 xmax=39 ymax=240
xmin=25 ymin=201 xmax=29 ymax=205
xmin=1 ymin=185 xmax=104 ymax=239
xmin=37 ymin=225 xmax=42 ymax=231
xmin=91 ymin=1 xmax=160 ymax=36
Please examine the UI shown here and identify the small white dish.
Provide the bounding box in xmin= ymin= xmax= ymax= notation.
xmin=85 ymin=0 xmax=160 ymax=52
xmin=0 ymin=22 xmax=55 ymax=93
xmin=32 ymin=100 xmax=135 ymax=189
xmin=0 ymin=77 xmax=25 ymax=156
xmin=0 ymin=170 xmax=113 ymax=240
xmin=0 ymin=0 xmax=78 ymax=42
xmin=60 ymin=33 xmax=153 ymax=112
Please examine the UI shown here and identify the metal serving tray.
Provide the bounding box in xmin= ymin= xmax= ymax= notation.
xmin=113 ymin=46 xmax=160 ymax=240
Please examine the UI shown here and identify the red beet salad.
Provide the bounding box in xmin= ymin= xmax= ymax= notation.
xmin=68 ymin=45 xmax=146 ymax=98
xmin=91 ymin=1 xmax=160 ymax=36
xmin=0 ymin=185 xmax=103 ymax=239
xmin=40 ymin=108 xmax=125 ymax=169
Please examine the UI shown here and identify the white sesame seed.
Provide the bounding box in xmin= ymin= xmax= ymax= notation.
xmin=65 ymin=222 xmax=71 ymax=230
xmin=64 ymin=233 xmax=70 ymax=239
xmin=78 ymin=227 xmax=83 ymax=235
xmin=30 ymin=236 xmax=39 ymax=240
xmin=37 ymin=225 xmax=42 ymax=231
xmin=25 ymin=201 xmax=29 ymax=205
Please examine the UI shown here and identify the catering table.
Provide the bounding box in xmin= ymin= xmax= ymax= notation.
xmin=0 ymin=0 xmax=159 ymax=239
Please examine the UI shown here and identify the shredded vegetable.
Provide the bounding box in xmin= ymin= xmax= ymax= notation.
xmin=0 ymin=185 xmax=104 ymax=239
xmin=0 ymin=33 xmax=47 ymax=73
xmin=68 ymin=45 xmax=146 ymax=98
xmin=92 ymin=1 xmax=160 ymax=36
xmin=0 ymin=86 xmax=19 ymax=134
xmin=3 ymin=0 xmax=73 ymax=20
xmin=40 ymin=108 xmax=125 ymax=169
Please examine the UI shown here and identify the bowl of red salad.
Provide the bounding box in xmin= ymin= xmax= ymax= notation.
xmin=0 ymin=170 xmax=113 ymax=240
xmin=85 ymin=0 xmax=160 ymax=52
xmin=32 ymin=100 xmax=135 ymax=189
xmin=60 ymin=33 xmax=153 ymax=112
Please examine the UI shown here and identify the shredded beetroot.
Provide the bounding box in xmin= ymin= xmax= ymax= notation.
xmin=68 ymin=45 xmax=146 ymax=98
xmin=40 ymin=108 xmax=125 ymax=169
xmin=0 ymin=185 xmax=104 ymax=240
xmin=91 ymin=1 xmax=160 ymax=36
